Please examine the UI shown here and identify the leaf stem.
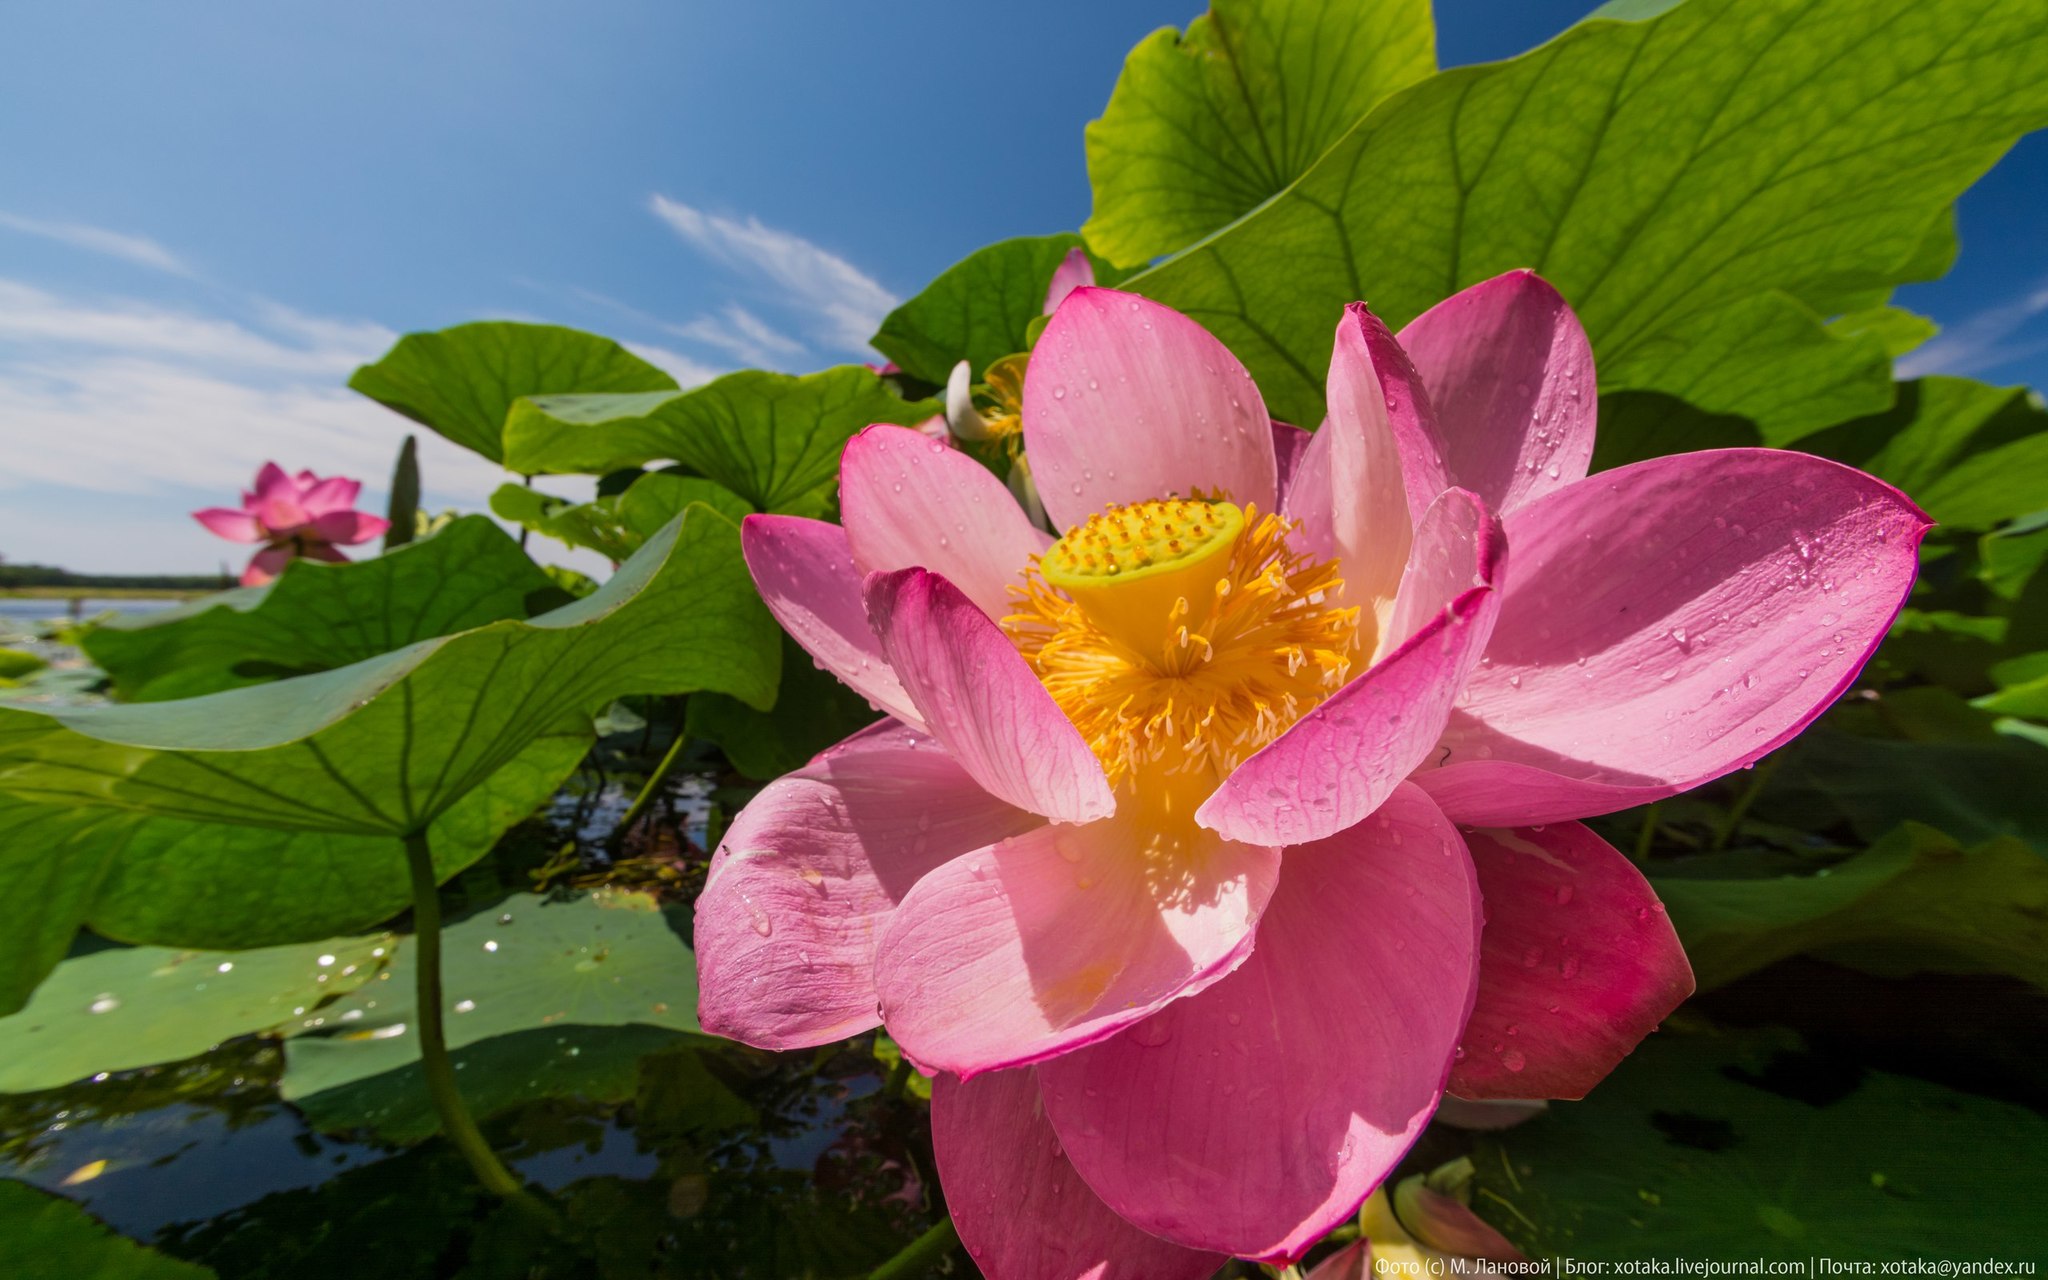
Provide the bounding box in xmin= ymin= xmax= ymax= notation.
xmin=402 ymin=829 xmax=553 ymax=1223
xmin=613 ymin=728 xmax=688 ymax=850
xmin=1710 ymin=752 xmax=1782 ymax=851
xmin=867 ymin=1217 xmax=959 ymax=1280
xmin=1633 ymin=801 xmax=1662 ymax=863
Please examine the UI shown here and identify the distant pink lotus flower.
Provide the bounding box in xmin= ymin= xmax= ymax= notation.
xmin=193 ymin=462 xmax=390 ymax=586
xmin=698 ymin=275 xmax=1926 ymax=1273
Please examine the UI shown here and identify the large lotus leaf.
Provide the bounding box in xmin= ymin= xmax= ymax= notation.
xmin=685 ymin=632 xmax=881 ymax=780
xmin=0 ymin=508 xmax=777 ymax=835
xmin=1827 ymin=305 xmax=1938 ymax=360
xmin=0 ymin=931 xmax=390 ymax=1093
xmin=1589 ymin=390 xmax=1761 ymax=473
xmin=1982 ymin=519 xmax=2048 ymax=602
xmin=1469 ymin=1031 xmax=2048 ymax=1259
xmin=0 ymin=648 xmax=47 ymax=681
xmin=348 ymin=321 xmax=677 ymax=464
xmin=281 ymin=891 xmax=702 ymax=1137
xmin=1654 ymin=823 xmax=2048 ymax=992
xmin=1596 ymin=376 xmax=2048 ymax=536
xmin=1756 ymin=720 xmax=2048 ymax=853
xmin=618 ymin=473 xmax=752 ymax=536
xmin=0 ymin=731 xmax=585 ymax=1015
xmin=490 ymin=474 xmax=752 ymax=564
xmin=0 ymin=1179 xmax=214 ymax=1280
xmin=871 ymin=234 xmax=1098 ymax=385
xmin=1082 ymin=0 xmax=1435 ymax=268
xmin=80 ymin=517 xmax=563 ymax=702
xmin=499 ymin=366 xmax=937 ymax=513
xmin=500 ymin=371 xmax=935 ymax=514
xmin=1802 ymin=377 xmax=2048 ymax=531
xmin=488 ymin=483 xmax=639 ymax=563
xmin=1128 ymin=0 xmax=2048 ymax=441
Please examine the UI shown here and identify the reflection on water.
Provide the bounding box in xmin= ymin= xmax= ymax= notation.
xmin=0 ymin=1032 xmax=938 ymax=1278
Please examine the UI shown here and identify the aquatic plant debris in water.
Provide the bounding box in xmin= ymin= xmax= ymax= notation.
xmin=697 ymin=276 xmax=1926 ymax=1268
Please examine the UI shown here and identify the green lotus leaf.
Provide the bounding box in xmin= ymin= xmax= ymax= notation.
xmin=1804 ymin=376 xmax=2048 ymax=531
xmin=0 ymin=648 xmax=47 ymax=681
xmin=0 ymin=931 xmax=391 ymax=1094
xmin=1655 ymin=823 xmax=2048 ymax=992
xmin=81 ymin=517 xmax=563 ymax=703
xmin=1756 ymin=715 xmax=2048 ymax=853
xmin=871 ymin=234 xmax=1103 ymax=385
xmin=685 ymin=632 xmax=881 ymax=780
xmin=1128 ymin=0 xmax=2048 ymax=441
xmin=491 ymin=474 xmax=752 ymax=564
xmin=281 ymin=890 xmax=703 ymax=1138
xmin=499 ymin=366 xmax=937 ymax=514
xmin=488 ymin=483 xmax=639 ymax=563
xmin=349 ymin=321 xmax=677 ymax=464
xmin=1826 ymin=305 xmax=1938 ymax=360
xmin=617 ymin=473 xmax=752 ymax=537
xmin=0 ymin=1180 xmax=214 ymax=1280
xmin=1082 ymin=0 xmax=1435 ymax=267
xmin=0 ymin=510 xmax=776 ymax=1011
xmin=1469 ymin=1030 xmax=2048 ymax=1259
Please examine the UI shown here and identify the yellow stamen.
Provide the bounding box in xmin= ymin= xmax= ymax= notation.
xmin=1007 ymin=500 xmax=1360 ymax=797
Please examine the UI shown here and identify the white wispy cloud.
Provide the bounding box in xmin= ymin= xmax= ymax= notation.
xmin=1897 ymin=275 xmax=2048 ymax=380
xmin=0 ymin=280 xmax=385 ymax=374
xmin=648 ymin=195 xmax=898 ymax=355
xmin=673 ymin=304 xmax=808 ymax=368
xmin=0 ymin=211 xmax=196 ymax=277
xmin=553 ymin=284 xmax=756 ymax=375
xmin=620 ymin=340 xmax=724 ymax=388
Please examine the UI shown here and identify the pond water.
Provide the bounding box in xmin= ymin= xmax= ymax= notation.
xmin=0 ymin=597 xmax=191 ymax=623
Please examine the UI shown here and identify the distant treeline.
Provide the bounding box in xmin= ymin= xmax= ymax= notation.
xmin=0 ymin=563 xmax=230 ymax=590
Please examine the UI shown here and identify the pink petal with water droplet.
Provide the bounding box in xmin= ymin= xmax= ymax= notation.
xmin=864 ymin=567 xmax=1111 ymax=823
xmin=741 ymin=514 xmax=922 ymax=727
xmin=695 ymin=732 xmax=1040 ymax=1050
xmin=933 ymin=1067 xmax=1225 ymax=1280
xmin=1023 ymin=288 xmax=1275 ymax=530
xmin=840 ymin=424 xmax=1050 ymax=622
xmin=1450 ymin=823 xmax=1692 ymax=1100
xmin=1284 ymin=304 xmax=1448 ymax=610
xmin=1399 ymin=270 xmax=1595 ymax=518
xmin=1039 ymin=784 xmax=1480 ymax=1261
xmin=872 ymin=814 xmax=1278 ymax=1076
xmin=1416 ymin=449 xmax=1930 ymax=825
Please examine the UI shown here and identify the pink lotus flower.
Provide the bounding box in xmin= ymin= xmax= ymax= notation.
xmin=193 ymin=462 xmax=390 ymax=586
xmin=698 ymin=275 xmax=1926 ymax=1273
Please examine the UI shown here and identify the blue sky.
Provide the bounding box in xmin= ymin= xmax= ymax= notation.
xmin=1 ymin=0 xmax=2042 ymax=573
